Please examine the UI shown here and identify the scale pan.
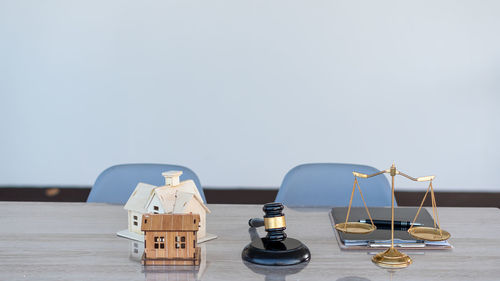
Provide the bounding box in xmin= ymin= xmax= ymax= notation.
xmin=335 ymin=222 xmax=376 ymax=234
xmin=408 ymin=226 xmax=450 ymax=241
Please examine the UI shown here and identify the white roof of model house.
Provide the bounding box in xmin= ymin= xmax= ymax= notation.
xmin=173 ymin=191 xmax=210 ymax=213
xmin=123 ymin=171 xmax=209 ymax=214
xmin=149 ymin=180 xmax=211 ymax=213
xmin=124 ymin=182 xmax=158 ymax=213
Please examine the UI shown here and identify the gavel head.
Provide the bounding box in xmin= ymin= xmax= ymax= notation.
xmin=262 ymin=202 xmax=287 ymax=241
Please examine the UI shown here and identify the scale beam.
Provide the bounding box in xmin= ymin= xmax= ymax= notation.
xmin=352 ymin=170 xmax=388 ymax=178
xmin=397 ymin=171 xmax=435 ymax=182
xmin=352 ymin=169 xmax=435 ymax=182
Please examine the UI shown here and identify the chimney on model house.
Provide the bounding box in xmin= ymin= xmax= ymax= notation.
xmin=162 ymin=171 xmax=183 ymax=186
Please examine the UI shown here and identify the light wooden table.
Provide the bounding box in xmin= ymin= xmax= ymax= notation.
xmin=0 ymin=202 xmax=499 ymax=281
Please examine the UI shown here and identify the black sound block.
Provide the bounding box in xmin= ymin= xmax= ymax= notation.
xmin=242 ymin=237 xmax=311 ymax=266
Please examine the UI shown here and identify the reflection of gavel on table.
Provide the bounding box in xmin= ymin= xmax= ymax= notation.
xmin=242 ymin=202 xmax=311 ymax=266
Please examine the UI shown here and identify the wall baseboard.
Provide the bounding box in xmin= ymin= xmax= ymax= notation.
xmin=0 ymin=187 xmax=90 ymax=202
xmin=0 ymin=187 xmax=498 ymax=208
xmin=395 ymin=191 xmax=500 ymax=208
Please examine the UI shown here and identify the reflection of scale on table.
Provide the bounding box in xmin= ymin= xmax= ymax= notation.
xmin=334 ymin=163 xmax=451 ymax=268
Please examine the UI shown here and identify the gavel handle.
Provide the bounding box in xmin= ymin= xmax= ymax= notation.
xmin=248 ymin=218 xmax=265 ymax=228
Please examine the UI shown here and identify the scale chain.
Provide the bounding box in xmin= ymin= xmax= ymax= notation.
xmin=355 ymin=178 xmax=375 ymax=228
xmin=343 ymin=177 xmax=358 ymax=231
xmin=430 ymin=182 xmax=443 ymax=236
xmin=409 ymin=183 xmax=432 ymax=231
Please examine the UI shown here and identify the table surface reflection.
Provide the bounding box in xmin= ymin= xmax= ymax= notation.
xmin=0 ymin=202 xmax=499 ymax=281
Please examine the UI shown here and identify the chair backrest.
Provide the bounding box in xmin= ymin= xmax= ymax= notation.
xmin=275 ymin=163 xmax=394 ymax=207
xmin=87 ymin=163 xmax=205 ymax=204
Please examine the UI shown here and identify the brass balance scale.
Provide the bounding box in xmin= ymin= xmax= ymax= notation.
xmin=334 ymin=163 xmax=451 ymax=268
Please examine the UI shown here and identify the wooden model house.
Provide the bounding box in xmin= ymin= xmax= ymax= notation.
xmin=141 ymin=213 xmax=201 ymax=266
xmin=119 ymin=171 xmax=214 ymax=242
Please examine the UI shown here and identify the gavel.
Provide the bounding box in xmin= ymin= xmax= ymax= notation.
xmin=248 ymin=202 xmax=287 ymax=241
xmin=242 ymin=202 xmax=311 ymax=266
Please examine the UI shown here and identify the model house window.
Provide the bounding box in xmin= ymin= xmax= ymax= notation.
xmin=175 ymin=236 xmax=186 ymax=249
xmin=153 ymin=206 xmax=159 ymax=214
xmin=133 ymin=215 xmax=138 ymax=226
xmin=154 ymin=236 xmax=165 ymax=249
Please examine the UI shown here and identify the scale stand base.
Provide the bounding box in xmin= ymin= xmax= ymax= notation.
xmin=371 ymin=247 xmax=412 ymax=269
xmin=242 ymin=237 xmax=311 ymax=266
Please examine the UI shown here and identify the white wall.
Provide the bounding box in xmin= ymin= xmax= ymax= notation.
xmin=1 ymin=0 xmax=499 ymax=191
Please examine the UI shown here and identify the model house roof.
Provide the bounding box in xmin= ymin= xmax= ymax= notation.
xmin=173 ymin=191 xmax=211 ymax=214
xmin=160 ymin=179 xmax=204 ymax=203
xmin=124 ymin=182 xmax=158 ymax=213
xmin=142 ymin=213 xmax=200 ymax=231
xmin=149 ymin=179 xmax=209 ymax=212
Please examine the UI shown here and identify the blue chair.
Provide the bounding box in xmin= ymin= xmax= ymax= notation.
xmin=275 ymin=163 xmax=394 ymax=207
xmin=87 ymin=163 xmax=206 ymax=204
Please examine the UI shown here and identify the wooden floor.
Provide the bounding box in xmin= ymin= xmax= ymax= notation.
xmin=0 ymin=187 xmax=499 ymax=207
